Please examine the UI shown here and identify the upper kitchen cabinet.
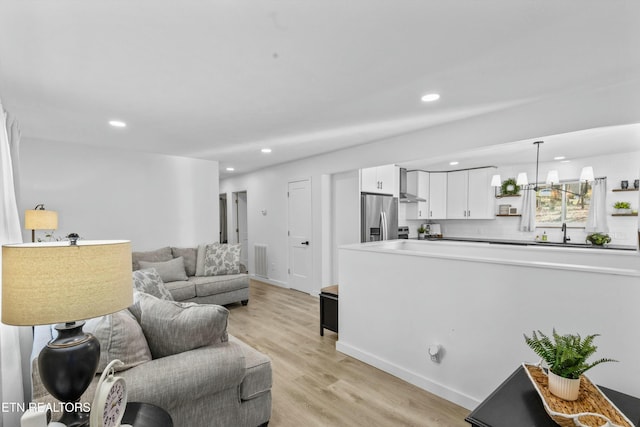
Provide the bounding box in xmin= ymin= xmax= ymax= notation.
xmin=406 ymin=171 xmax=429 ymax=219
xmin=429 ymin=172 xmax=447 ymax=219
xmin=361 ymin=165 xmax=397 ymax=196
xmin=447 ymin=167 xmax=496 ymax=219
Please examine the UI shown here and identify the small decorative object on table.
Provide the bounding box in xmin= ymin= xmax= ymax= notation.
xmin=586 ymin=233 xmax=611 ymax=246
xmin=523 ymin=329 xmax=617 ymax=401
xmin=91 ymin=359 xmax=127 ymax=427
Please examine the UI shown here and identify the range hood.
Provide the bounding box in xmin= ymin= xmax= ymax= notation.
xmin=399 ymin=168 xmax=426 ymax=203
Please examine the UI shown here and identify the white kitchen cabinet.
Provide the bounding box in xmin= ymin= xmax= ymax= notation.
xmin=406 ymin=171 xmax=429 ymax=219
xmin=428 ymin=172 xmax=447 ymax=219
xmin=360 ymin=164 xmax=396 ymax=195
xmin=446 ymin=168 xmax=495 ymax=219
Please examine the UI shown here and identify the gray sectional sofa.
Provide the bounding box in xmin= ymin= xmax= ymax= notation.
xmin=31 ymin=267 xmax=272 ymax=427
xmin=132 ymin=245 xmax=250 ymax=306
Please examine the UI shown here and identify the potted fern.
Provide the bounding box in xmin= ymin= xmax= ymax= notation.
xmin=524 ymin=329 xmax=617 ymax=401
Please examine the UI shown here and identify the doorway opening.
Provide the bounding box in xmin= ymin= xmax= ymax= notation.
xmin=219 ymin=193 xmax=228 ymax=243
xmin=232 ymin=191 xmax=249 ymax=269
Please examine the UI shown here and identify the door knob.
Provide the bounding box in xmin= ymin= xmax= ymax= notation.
xmin=301 ymin=241 xmax=310 ymax=246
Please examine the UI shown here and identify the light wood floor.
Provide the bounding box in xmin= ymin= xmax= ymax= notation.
xmin=227 ymin=280 xmax=470 ymax=427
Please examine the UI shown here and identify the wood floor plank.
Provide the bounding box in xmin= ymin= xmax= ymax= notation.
xmin=227 ymin=280 xmax=470 ymax=427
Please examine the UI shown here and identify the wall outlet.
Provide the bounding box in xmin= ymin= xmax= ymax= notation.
xmin=428 ymin=344 xmax=442 ymax=363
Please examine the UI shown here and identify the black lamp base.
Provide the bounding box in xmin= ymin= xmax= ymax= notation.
xmin=38 ymin=321 xmax=100 ymax=427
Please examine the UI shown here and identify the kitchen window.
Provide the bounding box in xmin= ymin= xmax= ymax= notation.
xmin=536 ymin=181 xmax=592 ymax=225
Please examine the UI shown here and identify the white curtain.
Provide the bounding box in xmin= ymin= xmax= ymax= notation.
xmin=519 ymin=185 xmax=536 ymax=232
xmin=585 ymin=178 xmax=609 ymax=233
xmin=0 ymin=100 xmax=25 ymax=427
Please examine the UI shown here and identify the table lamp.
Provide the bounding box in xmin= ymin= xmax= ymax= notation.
xmin=24 ymin=204 xmax=58 ymax=242
xmin=2 ymin=238 xmax=132 ymax=427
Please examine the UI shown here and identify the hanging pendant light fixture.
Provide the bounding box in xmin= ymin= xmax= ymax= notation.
xmin=520 ymin=140 xmax=595 ymax=196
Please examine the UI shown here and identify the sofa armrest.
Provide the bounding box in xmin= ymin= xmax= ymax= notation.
xmin=120 ymin=340 xmax=246 ymax=410
xmin=32 ymin=340 xmax=246 ymax=416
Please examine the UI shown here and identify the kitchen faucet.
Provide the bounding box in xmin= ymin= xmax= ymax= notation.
xmin=562 ymin=223 xmax=570 ymax=244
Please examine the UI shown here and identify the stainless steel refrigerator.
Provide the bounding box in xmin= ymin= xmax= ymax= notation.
xmin=361 ymin=193 xmax=398 ymax=242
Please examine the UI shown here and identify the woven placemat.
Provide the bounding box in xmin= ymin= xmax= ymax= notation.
xmin=524 ymin=363 xmax=634 ymax=427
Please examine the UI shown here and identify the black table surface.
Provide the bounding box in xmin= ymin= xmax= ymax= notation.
xmin=466 ymin=366 xmax=640 ymax=427
xmin=122 ymin=402 xmax=173 ymax=427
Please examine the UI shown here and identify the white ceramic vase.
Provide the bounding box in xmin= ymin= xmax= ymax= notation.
xmin=548 ymin=370 xmax=581 ymax=401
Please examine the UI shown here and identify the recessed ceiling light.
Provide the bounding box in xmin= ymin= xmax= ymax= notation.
xmin=554 ymin=156 xmax=566 ymax=160
xmin=560 ymin=160 xmax=571 ymax=163
xmin=226 ymin=167 xmax=235 ymax=172
xmin=449 ymin=161 xmax=459 ymax=166
xmin=261 ymin=148 xmax=272 ymax=153
xmin=421 ymin=93 xmax=440 ymax=103
xmin=108 ymin=120 xmax=126 ymax=128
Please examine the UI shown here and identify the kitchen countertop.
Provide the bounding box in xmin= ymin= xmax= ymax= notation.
xmin=415 ymin=236 xmax=637 ymax=251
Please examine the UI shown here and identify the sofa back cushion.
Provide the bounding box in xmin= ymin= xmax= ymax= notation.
xmin=132 ymin=246 xmax=173 ymax=271
xmin=132 ymin=268 xmax=175 ymax=301
xmin=171 ymin=247 xmax=197 ymax=276
xmin=139 ymin=257 xmax=188 ymax=283
xmin=130 ymin=292 xmax=229 ymax=359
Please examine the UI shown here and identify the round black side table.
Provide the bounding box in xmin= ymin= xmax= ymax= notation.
xmin=121 ymin=402 xmax=173 ymax=427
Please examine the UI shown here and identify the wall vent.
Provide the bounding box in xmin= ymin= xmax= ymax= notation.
xmin=254 ymin=244 xmax=268 ymax=278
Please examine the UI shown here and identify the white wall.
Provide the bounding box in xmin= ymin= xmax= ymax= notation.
xmin=338 ymin=242 xmax=640 ymax=409
xmin=20 ymin=139 xmax=219 ymax=250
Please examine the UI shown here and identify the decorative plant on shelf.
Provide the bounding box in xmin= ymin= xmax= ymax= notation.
xmin=501 ymin=178 xmax=520 ymax=196
xmin=586 ymin=233 xmax=611 ymax=246
xmin=524 ymin=329 xmax=617 ymax=400
xmin=417 ymin=225 xmax=427 ymax=239
xmin=613 ymin=201 xmax=632 ymax=214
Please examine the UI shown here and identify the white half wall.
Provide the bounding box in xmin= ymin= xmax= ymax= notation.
xmin=19 ymin=139 xmax=219 ymax=250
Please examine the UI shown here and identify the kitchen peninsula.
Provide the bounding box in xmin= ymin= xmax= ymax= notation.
xmin=337 ymin=239 xmax=640 ymax=411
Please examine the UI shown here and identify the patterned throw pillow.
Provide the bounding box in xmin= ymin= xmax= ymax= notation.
xmin=132 ymin=268 xmax=175 ymax=301
xmin=202 ymin=243 xmax=241 ymax=276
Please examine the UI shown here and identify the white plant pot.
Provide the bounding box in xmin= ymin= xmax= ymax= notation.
xmin=548 ymin=370 xmax=581 ymax=401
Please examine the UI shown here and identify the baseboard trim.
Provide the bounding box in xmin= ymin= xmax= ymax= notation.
xmin=250 ymin=275 xmax=288 ymax=288
xmin=335 ymin=341 xmax=479 ymax=411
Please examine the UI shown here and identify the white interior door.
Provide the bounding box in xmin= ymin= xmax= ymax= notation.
xmin=235 ymin=191 xmax=248 ymax=268
xmin=288 ymin=179 xmax=313 ymax=294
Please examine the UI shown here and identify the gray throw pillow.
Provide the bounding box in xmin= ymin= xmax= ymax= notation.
xmin=132 ymin=268 xmax=174 ymax=301
xmin=171 ymin=247 xmax=197 ymax=276
xmin=131 ymin=246 xmax=173 ymax=271
xmin=138 ymin=257 xmax=188 ymax=282
xmin=85 ymin=310 xmax=152 ymax=373
xmin=133 ymin=292 xmax=229 ymax=359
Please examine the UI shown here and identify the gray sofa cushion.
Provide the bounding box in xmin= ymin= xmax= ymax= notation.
xmin=132 ymin=292 xmax=229 ymax=359
xmin=190 ymin=274 xmax=250 ymax=297
xmin=87 ymin=310 xmax=152 ymax=373
xmin=132 ymin=246 xmax=173 ymax=271
xmin=164 ymin=280 xmax=196 ymax=300
xmin=132 ymin=268 xmax=174 ymax=300
xmin=139 ymin=256 xmax=188 ymax=282
xmin=171 ymin=247 xmax=197 ymax=276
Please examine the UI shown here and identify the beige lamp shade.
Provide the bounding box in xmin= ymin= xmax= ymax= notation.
xmin=24 ymin=209 xmax=58 ymax=230
xmin=2 ymin=240 xmax=133 ymax=326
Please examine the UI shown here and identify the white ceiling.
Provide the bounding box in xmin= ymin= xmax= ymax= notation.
xmin=0 ymin=1 xmax=639 ymax=178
